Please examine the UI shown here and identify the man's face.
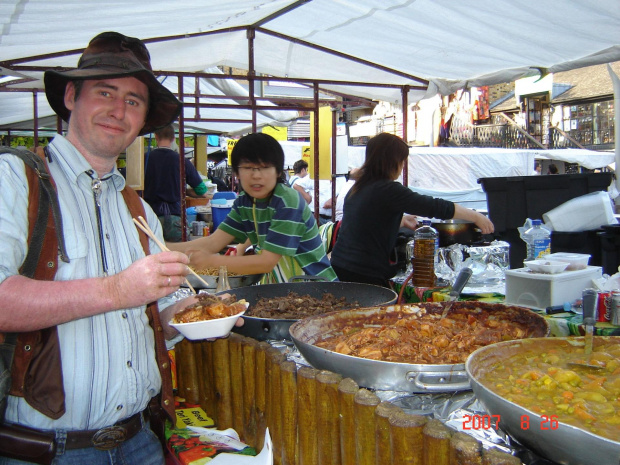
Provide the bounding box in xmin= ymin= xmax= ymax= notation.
xmin=64 ymin=77 xmax=148 ymax=162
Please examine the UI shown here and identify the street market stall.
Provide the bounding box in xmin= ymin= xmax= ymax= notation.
xmin=2 ymin=2 xmax=620 ymax=465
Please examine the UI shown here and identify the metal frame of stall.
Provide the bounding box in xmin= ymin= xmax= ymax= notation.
xmin=0 ymin=6 xmax=429 ymax=240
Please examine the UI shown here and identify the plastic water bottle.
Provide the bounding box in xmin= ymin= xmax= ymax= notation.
xmin=523 ymin=219 xmax=551 ymax=261
xmin=413 ymin=220 xmax=439 ymax=287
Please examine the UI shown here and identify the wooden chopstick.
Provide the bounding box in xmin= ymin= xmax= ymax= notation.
xmin=132 ymin=217 xmax=201 ymax=292
xmin=135 ymin=216 xmax=213 ymax=290
xmin=132 ymin=217 xmax=209 ymax=292
xmin=137 ymin=216 xmax=214 ymax=290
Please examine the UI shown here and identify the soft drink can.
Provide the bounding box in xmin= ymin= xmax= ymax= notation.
xmin=192 ymin=221 xmax=205 ymax=236
xmin=611 ymin=290 xmax=620 ymax=326
xmin=597 ymin=291 xmax=611 ymax=322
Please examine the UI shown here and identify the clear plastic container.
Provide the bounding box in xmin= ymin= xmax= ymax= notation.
xmin=522 ymin=219 xmax=551 ymax=261
xmin=544 ymin=252 xmax=591 ymax=270
xmin=413 ymin=220 xmax=439 ymax=287
xmin=505 ymin=266 xmax=603 ymax=310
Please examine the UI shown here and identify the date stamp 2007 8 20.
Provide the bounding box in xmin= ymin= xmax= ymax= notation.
xmin=462 ymin=414 xmax=560 ymax=431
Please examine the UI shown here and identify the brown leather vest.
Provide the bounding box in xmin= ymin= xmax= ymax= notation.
xmin=7 ymin=148 xmax=174 ymax=422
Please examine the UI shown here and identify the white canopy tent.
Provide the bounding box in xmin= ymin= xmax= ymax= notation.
xmin=2 ymin=0 xmax=619 ymax=107
xmin=1 ymin=0 xmax=619 ymax=195
xmin=0 ymin=67 xmax=300 ymax=135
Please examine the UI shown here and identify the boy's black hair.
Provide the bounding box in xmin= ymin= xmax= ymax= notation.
xmin=230 ymin=133 xmax=285 ymax=181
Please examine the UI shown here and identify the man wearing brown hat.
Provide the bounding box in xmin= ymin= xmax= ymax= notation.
xmin=0 ymin=32 xmax=197 ymax=464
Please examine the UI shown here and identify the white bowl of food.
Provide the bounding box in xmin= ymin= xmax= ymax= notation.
xmin=544 ymin=252 xmax=591 ymax=270
xmin=524 ymin=259 xmax=569 ymax=274
xmin=170 ymin=295 xmax=248 ymax=340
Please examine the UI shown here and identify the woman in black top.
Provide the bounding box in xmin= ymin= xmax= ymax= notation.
xmin=330 ymin=133 xmax=494 ymax=287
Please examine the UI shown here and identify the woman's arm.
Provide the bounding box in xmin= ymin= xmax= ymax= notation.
xmin=393 ymin=183 xmax=494 ymax=235
xmin=400 ymin=214 xmax=418 ymax=230
xmin=453 ymin=205 xmax=495 ymax=234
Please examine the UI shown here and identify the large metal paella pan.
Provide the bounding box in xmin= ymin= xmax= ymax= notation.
xmin=222 ymin=281 xmax=398 ymax=341
xmin=290 ymin=301 xmax=549 ymax=393
xmin=466 ymin=336 xmax=620 ymax=465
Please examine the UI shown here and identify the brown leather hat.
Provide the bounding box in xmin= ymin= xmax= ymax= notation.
xmin=44 ymin=31 xmax=182 ymax=136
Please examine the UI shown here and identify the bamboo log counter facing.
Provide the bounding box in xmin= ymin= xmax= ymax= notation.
xmin=174 ymin=334 xmax=510 ymax=465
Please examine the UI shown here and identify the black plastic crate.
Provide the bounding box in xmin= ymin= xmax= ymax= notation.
xmin=478 ymin=173 xmax=613 ymax=269
xmin=479 ymin=173 xmax=613 ymax=232
xmin=599 ymin=224 xmax=620 ymax=275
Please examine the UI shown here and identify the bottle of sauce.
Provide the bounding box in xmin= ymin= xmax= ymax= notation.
xmin=413 ymin=220 xmax=439 ymax=287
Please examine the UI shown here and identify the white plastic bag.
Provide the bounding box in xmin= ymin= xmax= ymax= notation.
xmin=542 ymin=191 xmax=618 ymax=232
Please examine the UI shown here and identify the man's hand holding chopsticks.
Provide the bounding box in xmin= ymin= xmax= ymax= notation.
xmin=106 ymin=251 xmax=190 ymax=309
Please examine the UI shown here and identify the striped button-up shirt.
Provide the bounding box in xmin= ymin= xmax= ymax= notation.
xmin=0 ymin=135 xmax=175 ymax=431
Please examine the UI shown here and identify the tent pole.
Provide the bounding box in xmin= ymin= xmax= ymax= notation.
xmin=313 ymin=83 xmax=320 ymax=223
xmin=32 ymin=91 xmax=39 ymax=150
xmin=402 ymin=86 xmax=409 ymax=187
xmin=178 ymin=74 xmax=188 ymax=241
xmin=608 ymin=65 xmax=620 ymax=194
xmin=331 ymin=108 xmax=337 ymax=222
xmin=247 ymin=28 xmax=257 ymax=133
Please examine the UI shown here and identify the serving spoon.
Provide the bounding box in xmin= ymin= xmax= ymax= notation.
xmin=440 ymin=267 xmax=473 ymax=319
xmin=567 ymin=289 xmax=604 ymax=371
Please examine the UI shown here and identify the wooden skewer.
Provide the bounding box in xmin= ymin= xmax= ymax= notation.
xmin=132 ymin=216 xmax=209 ymax=291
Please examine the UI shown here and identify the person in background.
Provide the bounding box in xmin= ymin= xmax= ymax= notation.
xmin=548 ymin=163 xmax=559 ymax=174
xmin=289 ymin=159 xmax=331 ymax=224
xmin=168 ymin=133 xmax=337 ymax=283
xmin=532 ymin=162 xmax=542 ymax=175
xmin=144 ymin=124 xmax=209 ymax=242
xmin=207 ymin=162 xmax=230 ymax=192
xmin=330 ymin=133 xmax=494 ymax=287
xmin=333 ymin=167 xmax=361 ymax=222
xmin=316 ymin=188 xmax=333 ymax=224
xmin=289 ymin=159 xmax=313 ymax=204
xmin=0 ymin=31 xmax=205 ymax=464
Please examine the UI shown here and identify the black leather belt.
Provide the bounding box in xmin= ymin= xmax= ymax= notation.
xmin=64 ymin=410 xmax=147 ymax=451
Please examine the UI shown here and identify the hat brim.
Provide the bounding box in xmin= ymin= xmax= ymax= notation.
xmin=44 ymin=68 xmax=182 ymax=136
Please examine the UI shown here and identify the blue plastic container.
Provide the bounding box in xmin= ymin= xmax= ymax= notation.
xmin=211 ymin=192 xmax=237 ymax=230
xmin=186 ymin=206 xmax=197 ymax=226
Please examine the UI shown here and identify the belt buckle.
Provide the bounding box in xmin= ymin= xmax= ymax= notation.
xmin=91 ymin=425 xmax=127 ymax=450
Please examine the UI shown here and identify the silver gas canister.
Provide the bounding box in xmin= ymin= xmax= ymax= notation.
xmin=611 ymin=289 xmax=620 ymax=326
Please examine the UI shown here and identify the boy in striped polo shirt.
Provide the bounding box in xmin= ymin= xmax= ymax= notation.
xmin=170 ymin=133 xmax=337 ymax=283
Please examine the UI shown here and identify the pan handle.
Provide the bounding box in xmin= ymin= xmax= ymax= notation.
xmin=406 ymin=370 xmax=470 ymax=392
xmin=287 ymin=275 xmax=328 ymax=283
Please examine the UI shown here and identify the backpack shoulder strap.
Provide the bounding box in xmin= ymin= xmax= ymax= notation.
xmin=121 ymin=186 xmax=150 ymax=256
xmin=0 ymin=146 xmax=66 ymax=419
xmin=0 ymin=146 xmax=69 ymax=278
